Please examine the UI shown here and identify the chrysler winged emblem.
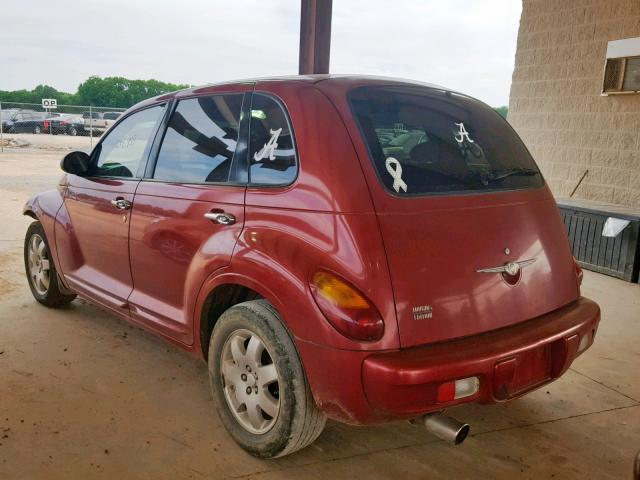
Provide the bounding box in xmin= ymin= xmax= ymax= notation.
xmin=476 ymin=258 xmax=536 ymax=276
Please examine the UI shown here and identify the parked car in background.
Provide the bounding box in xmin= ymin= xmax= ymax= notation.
xmin=0 ymin=108 xmax=20 ymax=132
xmin=44 ymin=114 xmax=85 ymax=136
xmin=82 ymin=111 xmax=106 ymax=132
xmin=82 ymin=111 xmax=122 ymax=134
xmin=103 ymin=111 xmax=122 ymax=127
xmin=1 ymin=109 xmax=39 ymax=133
xmin=11 ymin=112 xmax=55 ymax=134
xmin=23 ymin=75 xmax=600 ymax=459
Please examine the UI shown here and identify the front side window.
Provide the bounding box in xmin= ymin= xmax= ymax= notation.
xmin=248 ymin=94 xmax=297 ymax=185
xmin=153 ymin=94 xmax=243 ymax=183
xmin=349 ymin=86 xmax=543 ymax=196
xmin=90 ymin=105 xmax=165 ymax=178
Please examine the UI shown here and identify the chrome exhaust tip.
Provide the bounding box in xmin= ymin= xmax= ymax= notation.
xmin=422 ymin=412 xmax=470 ymax=445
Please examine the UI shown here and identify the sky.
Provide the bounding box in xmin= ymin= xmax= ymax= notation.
xmin=0 ymin=0 xmax=522 ymax=106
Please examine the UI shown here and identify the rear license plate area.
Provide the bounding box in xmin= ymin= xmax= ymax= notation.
xmin=494 ymin=345 xmax=552 ymax=400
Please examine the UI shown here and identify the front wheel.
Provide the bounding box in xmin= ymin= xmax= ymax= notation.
xmin=208 ymin=300 xmax=326 ymax=458
xmin=24 ymin=221 xmax=76 ymax=307
xmin=33 ymin=125 xmax=41 ymax=134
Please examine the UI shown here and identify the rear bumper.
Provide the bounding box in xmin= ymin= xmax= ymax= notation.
xmin=363 ymin=297 xmax=600 ymax=418
xmin=299 ymin=297 xmax=600 ymax=424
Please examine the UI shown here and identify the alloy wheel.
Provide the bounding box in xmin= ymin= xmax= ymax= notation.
xmin=27 ymin=234 xmax=50 ymax=295
xmin=220 ymin=329 xmax=280 ymax=434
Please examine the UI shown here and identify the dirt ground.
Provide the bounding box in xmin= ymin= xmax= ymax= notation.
xmin=0 ymin=132 xmax=97 ymax=152
xmin=0 ymin=145 xmax=639 ymax=479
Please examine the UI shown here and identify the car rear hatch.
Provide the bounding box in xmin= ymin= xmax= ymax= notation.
xmin=347 ymin=84 xmax=580 ymax=348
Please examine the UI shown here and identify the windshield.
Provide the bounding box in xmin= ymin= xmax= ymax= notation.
xmin=349 ymin=86 xmax=543 ymax=195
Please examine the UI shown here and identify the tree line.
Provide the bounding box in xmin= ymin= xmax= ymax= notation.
xmin=0 ymin=76 xmax=190 ymax=108
xmin=494 ymin=105 xmax=508 ymax=119
xmin=0 ymin=75 xmax=509 ymax=118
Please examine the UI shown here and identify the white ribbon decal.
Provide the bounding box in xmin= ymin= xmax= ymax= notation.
xmin=385 ymin=157 xmax=408 ymax=193
xmin=253 ymin=128 xmax=282 ymax=162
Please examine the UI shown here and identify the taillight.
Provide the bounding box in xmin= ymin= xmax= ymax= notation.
xmin=310 ymin=271 xmax=384 ymax=341
xmin=573 ymin=257 xmax=583 ymax=288
xmin=436 ymin=377 xmax=480 ymax=403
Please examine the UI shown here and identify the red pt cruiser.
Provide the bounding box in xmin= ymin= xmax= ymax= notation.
xmin=23 ymin=76 xmax=600 ymax=458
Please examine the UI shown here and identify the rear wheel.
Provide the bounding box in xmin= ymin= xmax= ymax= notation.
xmin=24 ymin=221 xmax=76 ymax=307
xmin=68 ymin=126 xmax=78 ymax=136
xmin=33 ymin=125 xmax=41 ymax=134
xmin=208 ymin=300 xmax=326 ymax=458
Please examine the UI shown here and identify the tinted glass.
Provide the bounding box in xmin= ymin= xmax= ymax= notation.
xmin=154 ymin=94 xmax=243 ymax=183
xmin=349 ymin=86 xmax=543 ymax=195
xmin=90 ymin=105 xmax=165 ymax=178
xmin=249 ymin=94 xmax=296 ymax=185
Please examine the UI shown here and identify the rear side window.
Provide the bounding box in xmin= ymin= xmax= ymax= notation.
xmin=153 ymin=94 xmax=243 ymax=183
xmin=349 ymin=86 xmax=543 ymax=196
xmin=248 ymin=94 xmax=297 ymax=185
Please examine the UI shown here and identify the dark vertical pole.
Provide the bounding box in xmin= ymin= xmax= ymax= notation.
xmin=299 ymin=0 xmax=333 ymax=74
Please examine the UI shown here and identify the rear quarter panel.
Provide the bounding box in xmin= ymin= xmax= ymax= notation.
xmin=194 ymin=81 xmax=400 ymax=354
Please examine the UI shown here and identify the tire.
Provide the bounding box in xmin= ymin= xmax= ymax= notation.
xmin=208 ymin=300 xmax=326 ymax=458
xmin=68 ymin=126 xmax=77 ymax=136
xmin=33 ymin=125 xmax=41 ymax=134
xmin=24 ymin=221 xmax=76 ymax=307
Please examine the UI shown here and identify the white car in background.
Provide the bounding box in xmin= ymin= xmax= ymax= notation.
xmin=82 ymin=111 xmax=121 ymax=134
xmin=103 ymin=111 xmax=122 ymax=127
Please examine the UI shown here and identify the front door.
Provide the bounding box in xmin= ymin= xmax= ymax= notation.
xmin=128 ymin=92 xmax=249 ymax=344
xmin=59 ymin=104 xmax=166 ymax=313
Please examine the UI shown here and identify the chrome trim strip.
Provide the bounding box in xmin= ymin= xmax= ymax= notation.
xmin=476 ymin=258 xmax=536 ymax=274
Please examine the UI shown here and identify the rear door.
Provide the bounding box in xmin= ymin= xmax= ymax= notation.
xmin=345 ymin=85 xmax=579 ymax=348
xmin=128 ymin=90 xmax=250 ymax=344
xmin=60 ymin=104 xmax=166 ymax=312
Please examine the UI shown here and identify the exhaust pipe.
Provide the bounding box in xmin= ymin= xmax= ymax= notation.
xmin=422 ymin=412 xmax=470 ymax=445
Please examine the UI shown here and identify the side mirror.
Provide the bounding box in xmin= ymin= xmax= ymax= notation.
xmin=60 ymin=151 xmax=90 ymax=176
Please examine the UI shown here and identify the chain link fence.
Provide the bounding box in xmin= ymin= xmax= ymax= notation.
xmin=0 ymin=102 xmax=127 ymax=153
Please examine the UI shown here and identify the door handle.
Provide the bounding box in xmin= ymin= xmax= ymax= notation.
xmin=204 ymin=212 xmax=236 ymax=225
xmin=110 ymin=198 xmax=132 ymax=210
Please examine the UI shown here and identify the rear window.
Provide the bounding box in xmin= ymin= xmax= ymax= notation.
xmin=349 ymin=86 xmax=543 ymax=196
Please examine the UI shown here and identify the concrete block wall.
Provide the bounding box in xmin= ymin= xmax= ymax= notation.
xmin=508 ymin=0 xmax=640 ymax=207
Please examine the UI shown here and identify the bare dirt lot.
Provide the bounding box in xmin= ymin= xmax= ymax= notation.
xmin=0 ymin=132 xmax=96 ymax=153
xmin=0 ymin=145 xmax=639 ymax=479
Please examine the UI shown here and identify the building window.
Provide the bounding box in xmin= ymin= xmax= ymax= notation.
xmin=602 ymin=38 xmax=640 ymax=95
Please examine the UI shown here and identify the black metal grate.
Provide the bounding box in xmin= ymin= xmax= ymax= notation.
xmin=558 ymin=204 xmax=640 ymax=282
xmin=603 ymin=58 xmax=624 ymax=93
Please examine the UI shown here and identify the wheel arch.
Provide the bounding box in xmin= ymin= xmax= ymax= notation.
xmin=195 ymin=272 xmax=293 ymax=360
xmin=23 ymin=189 xmax=71 ymax=290
xmin=23 ymin=209 xmax=38 ymax=220
xmin=198 ymin=282 xmax=263 ymax=359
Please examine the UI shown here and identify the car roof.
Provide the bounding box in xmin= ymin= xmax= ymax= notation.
xmin=133 ymin=75 xmax=451 ymax=111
